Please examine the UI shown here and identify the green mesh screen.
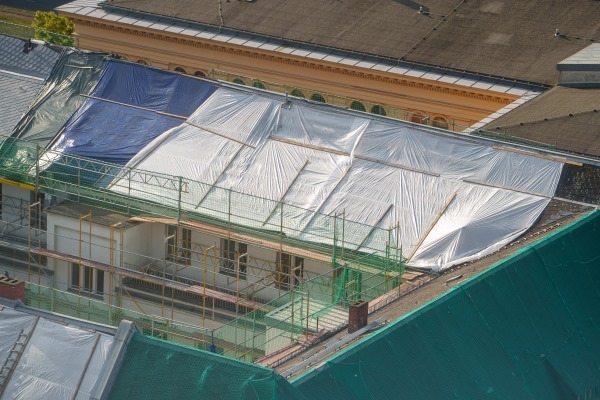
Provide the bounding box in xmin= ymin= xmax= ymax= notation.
xmin=108 ymin=333 xmax=305 ymax=400
xmin=293 ymin=211 xmax=600 ymax=400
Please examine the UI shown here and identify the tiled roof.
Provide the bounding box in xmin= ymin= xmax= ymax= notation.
xmin=481 ymin=86 xmax=600 ymax=157
xmin=0 ymin=34 xmax=62 ymax=78
xmin=57 ymin=0 xmax=545 ymax=94
xmin=0 ymin=71 xmax=42 ymax=135
xmin=0 ymin=35 xmax=62 ymax=135
xmin=72 ymin=0 xmax=600 ymax=86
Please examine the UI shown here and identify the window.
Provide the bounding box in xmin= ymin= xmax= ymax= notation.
xmin=220 ymin=239 xmax=247 ymax=279
xmin=275 ymin=253 xmax=304 ymax=289
xmin=410 ymin=112 xmax=427 ymax=125
xmin=350 ymin=101 xmax=366 ymax=112
xmin=96 ymin=270 xmax=104 ymax=294
xmin=232 ymin=78 xmax=246 ymax=86
xmin=290 ymin=89 xmax=305 ymax=99
xmin=253 ymin=81 xmax=266 ymax=89
xmin=371 ymin=105 xmax=387 ymax=116
xmin=194 ymin=71 xmax=206 ymax=78
xmin=432 ymin=117 xmax=449 ymax=130
xmin=310 ymin=93 xmax=326 ymax=103
xmin=136 ymin=59 xmax=148 ymax=65
xmin=174 ymin=67 xmax=187 ymax=74
xmin=71 ymin=263 xmax=104 ymax=295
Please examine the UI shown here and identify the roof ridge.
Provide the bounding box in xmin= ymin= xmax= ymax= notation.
xmin=494 ymin=108 xmax=600 ymax=129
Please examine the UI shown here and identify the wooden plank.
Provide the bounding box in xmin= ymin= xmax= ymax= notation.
xmin=82 ymin=94 xmax=187 ymax=120
xmin=356 ymin=203 xmax=393 ymax=250
xmin=187 ymin=285 xmax=263 ymax=309
xmin=270 ymin=136 xmax=350 ymax=156
xmin=128 ymin=216 xmax=334 ymax=264
xmin=407 ymin=192 xmax=456 ymax=261
xmin=462 ymin=178 xmax=551 ymax=199
xmin=194 ymin=144 xmax=246 ymax=209
xmin=185 ymin=120 xmax=256 ymax=148
xmin=262 ymin=160 xmax=309 ymax=226
xmin=492 ymin=145 xmax=583 ymax=166
xmin=33 ymin=249 xmax=263 ymax=309
xmin=0 ymin=178 xmax=35 ymax=191
xmin=354 ymin=154 xmax=440 ymax=177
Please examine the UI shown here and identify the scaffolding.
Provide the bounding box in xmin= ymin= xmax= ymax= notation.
xmin=0 ymin=134 xmax=407 ymax=362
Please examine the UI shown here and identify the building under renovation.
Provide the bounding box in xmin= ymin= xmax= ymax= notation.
xmin=0 ymin=44 xmax=595 ymax=368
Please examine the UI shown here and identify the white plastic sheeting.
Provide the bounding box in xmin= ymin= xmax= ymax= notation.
xmin=113 ymin=87 xmax=563 ymax=270
xmin=0 ymin=313 xmax=114 ymax=400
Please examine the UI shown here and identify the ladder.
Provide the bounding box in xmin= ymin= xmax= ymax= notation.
xmin=0 ymin=317 xmax=39 ymax=396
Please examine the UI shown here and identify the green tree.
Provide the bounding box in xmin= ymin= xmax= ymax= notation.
xmin=31 ymin=11 xmax=74 ymax=46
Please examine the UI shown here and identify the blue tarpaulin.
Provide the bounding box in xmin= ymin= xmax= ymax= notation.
xmin=49 ymin=98 xmax=182 ymax=165
xmin=92 ymin=60 xmax=217 ymax=116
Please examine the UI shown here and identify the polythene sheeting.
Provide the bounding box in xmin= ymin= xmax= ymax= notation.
xmin=11 ymin=49 xmax=106 ymax=147
xmin=186 ymin=88 xmax=280 ymax=146
xmin=356 ymin=120 xmax=562 ymax=197
xmin=91 ymin=60 xmax=217 ymax=117
xmin=0 ymin=309 xmax=37 ymax=370
xmin=2 ymin=318 xmax=113 ymax=400
xmin=113 ymin=87 xmax=564 ymax=270
xmin=47 ymin=98 xmax=183 ymax=165
xmin=293 ymin=211 xmax=600 ymax=400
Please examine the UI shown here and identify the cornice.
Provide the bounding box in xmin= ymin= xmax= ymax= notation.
xmin=73 ymin=17 xmax=513 ymax=105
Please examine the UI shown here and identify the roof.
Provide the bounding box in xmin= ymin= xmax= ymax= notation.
xmin=292 ymin=210 xmax=600 ymax=399
xmin=9 ymin=57 xmax=568 ymax=271
xmin=57 ymin=0 xmax=544 ymax=95
xmin=481 ymin=86 xmax=600 ymax=157
xmin=107 ymin=333 xmax=303 ymax=400
xmin=0 ymin=302 xmax=115 ymax=399
xmin=0 ymin=35 xmax=61 ymax=78
xmin=96 ymin=0 xmax=600 ymax=85
xmin=0 ymin=35 xmax=62 ymax=135
xmin=0 ymin=71 xmax=43 ymax=136
xmin=558 ymin=43 xmax=600 ymax=71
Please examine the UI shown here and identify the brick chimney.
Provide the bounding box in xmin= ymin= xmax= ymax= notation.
xmin=348 ymin=300 xmax=369 ymax=333
xmin=0 ymin=276 xmax=25 ymax=302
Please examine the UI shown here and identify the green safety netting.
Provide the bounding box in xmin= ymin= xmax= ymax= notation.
xmin=293 ymin=210 xmax=600 ymax=400
xmin=108 ymin=333 xmax=306 ymax=400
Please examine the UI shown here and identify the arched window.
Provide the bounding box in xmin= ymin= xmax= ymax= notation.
xmin=350 ymin=101 xmax=366 ymax=112
xmin=253 ymin=81 xmax=266 ymax=89
xmin=432 ymin=117 xmax=449 ymax=130
xmin=136 ymin=59 xmax=148 ymax=65
xmin=310 ymin=93 xmax=326 ymax=103
xmin=410 ymin=112 xmax=427 ymax=125
xmin=194 ymin=71 xmax=206 ymax=78
xmin=233 ymin=78 xmax=246 ymax=86
xmin=290 ymin=89 xmax=305 ymax=99
xmin=174 ymin=67 xmax=187 ymax=74
xmin=371 ymin=105 xmax=387 ymax=116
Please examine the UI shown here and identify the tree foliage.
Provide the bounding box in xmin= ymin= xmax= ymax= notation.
xmin=31 ymin=11 xmax=74 ymax=46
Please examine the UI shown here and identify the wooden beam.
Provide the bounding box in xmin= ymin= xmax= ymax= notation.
xmin=0 ymin=178 xmax=35 ymax=191
xmin=194 ymin=144 xmax=245 ymax=209
xmin=356 ymin=204 xmax=393 ymax=250
xmin=407 ymin=192 xmax=456 ymax=261
xmin=270 ymin=136 xmax=350 ymax=156
xmin=262 ymin=160 xmax=309 ymax=226
xmin=491 ymin=145 xmax=583 ymax=166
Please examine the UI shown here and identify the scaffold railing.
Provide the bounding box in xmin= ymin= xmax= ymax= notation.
xmin=0 ymin=135 xmax=401 ymax=269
